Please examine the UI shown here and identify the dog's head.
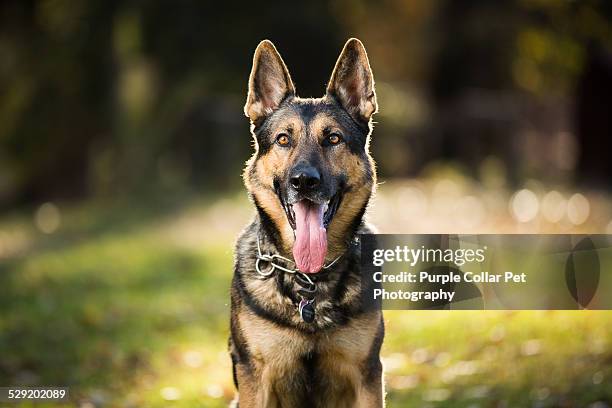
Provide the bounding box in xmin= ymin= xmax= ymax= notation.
xmin=243 ymin=39 xmax=378 ymax=274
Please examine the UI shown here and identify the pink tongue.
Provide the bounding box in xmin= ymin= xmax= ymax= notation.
xmin=292 ymin=201 xmax=328 ymax=273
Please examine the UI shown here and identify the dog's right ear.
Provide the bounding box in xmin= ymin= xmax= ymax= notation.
xmin=244 ymin=40 xmax=295 ymax=123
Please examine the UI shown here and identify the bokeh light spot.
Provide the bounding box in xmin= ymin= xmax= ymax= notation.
xmin=160 ymin=386 xmax=181 ymax=401
xmin=34 ymin=202 xmax=61 ymax=234
xmin=567 ymin=193 xmax=590 ymax=225
xmin=511 ymin=189 xmax=539 ymax=223
xmin=541 ymin=190 xmax=566 ymax=223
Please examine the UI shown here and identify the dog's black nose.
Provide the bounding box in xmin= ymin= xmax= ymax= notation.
xmin=290 ymin=166 xmax=321 ymax=192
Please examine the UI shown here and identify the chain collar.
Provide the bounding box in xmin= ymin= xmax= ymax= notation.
xmin=255 ymin=234 xmax=342 ymax=285
xmin=254 ymin=233 xmax=357 ymax=323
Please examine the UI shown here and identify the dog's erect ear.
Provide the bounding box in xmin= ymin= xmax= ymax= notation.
xmin=244 ymin=40 xmax=295 ymax=123
xmin=326 ymin=38 xmax=377 ymax=123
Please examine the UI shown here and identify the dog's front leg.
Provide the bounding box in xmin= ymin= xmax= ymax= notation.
xmin=232 ymin=363 xmax=280 ymax=408
xmin=356 ymin=371 xmax=385 ymax=408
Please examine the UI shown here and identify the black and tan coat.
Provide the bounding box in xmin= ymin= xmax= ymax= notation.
xmin=229 ymin=38 xmax=384 ymax=408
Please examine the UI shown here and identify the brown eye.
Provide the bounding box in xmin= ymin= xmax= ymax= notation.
xmin=276 ymin=134 xmax=290 ymax=146
xmin=327 ymin=133 xmax=342 ymax=145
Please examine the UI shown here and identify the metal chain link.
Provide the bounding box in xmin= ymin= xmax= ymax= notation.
xmin=255 ymin=234 xmax=343 ymax=287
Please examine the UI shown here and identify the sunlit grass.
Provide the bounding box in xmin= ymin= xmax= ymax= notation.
xmin=383 ymin=311 xmax=611 ymax=407
xmin=0 ymin=196 xmax=239 ymax=407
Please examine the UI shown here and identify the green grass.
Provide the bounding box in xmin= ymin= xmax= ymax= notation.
xmin=0 ymin=195 xmax=611 ymax=407
xmin=383 ymin=311 xmax=611 ymax=407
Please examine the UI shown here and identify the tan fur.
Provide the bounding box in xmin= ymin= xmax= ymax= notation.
xmin=235 ymin=307 xmax=384 ymax=407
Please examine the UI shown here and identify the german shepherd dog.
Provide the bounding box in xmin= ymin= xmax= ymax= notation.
xmin=230 ymin=38 xmax=384 ymax=407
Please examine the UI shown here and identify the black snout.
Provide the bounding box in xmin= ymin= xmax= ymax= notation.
xmin=290 ymin=165 xmax=321 ymax=192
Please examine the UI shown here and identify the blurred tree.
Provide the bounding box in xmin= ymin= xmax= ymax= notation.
xmin=1 ymin=0 xmax=611 ymax=209
xmin=0 ymin=0 xmax=345 ymax=207
xmin=0 ymin=0 xmax=116 ymax=205
xmin=575 ymin=42 xmax=612 ymax=187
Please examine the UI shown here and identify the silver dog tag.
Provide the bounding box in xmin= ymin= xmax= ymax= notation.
xmin=299 ymin=298 xmax=315 ymax=323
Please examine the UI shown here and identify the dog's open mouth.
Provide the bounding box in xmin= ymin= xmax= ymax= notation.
xmin=280 ymin=192 xmax=342 ymax=274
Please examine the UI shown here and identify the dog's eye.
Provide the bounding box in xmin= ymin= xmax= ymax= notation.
xmin=276 ymin=133 xmax=290 ymax=147
xmin=326 ymin=133 xmax=343 ymax=146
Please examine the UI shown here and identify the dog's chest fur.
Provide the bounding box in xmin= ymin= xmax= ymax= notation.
xmin=229 ymin=221 xmax=384 ymax=407
xmin=236 ymin=308 xmax=382 ymax=407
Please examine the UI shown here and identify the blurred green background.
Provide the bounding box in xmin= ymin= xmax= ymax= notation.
xmin=1 ymin=0 xmax=612 ymax=407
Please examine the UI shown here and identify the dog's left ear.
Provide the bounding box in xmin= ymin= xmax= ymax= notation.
xmin=326 ymin=38 xmax=377 ymax=123
xmin=245 ymin=40 xmax=295 ymax=123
